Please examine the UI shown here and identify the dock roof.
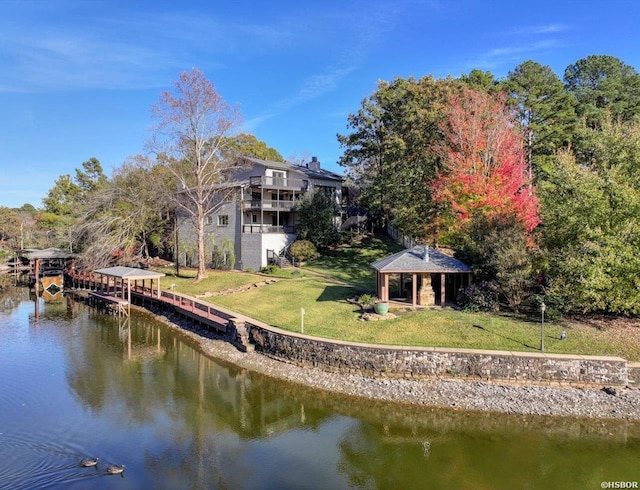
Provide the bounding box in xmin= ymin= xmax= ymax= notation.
xmin=20 ymin=248 xmax=76 ymax=260
xmin=93 ymin=266 xmax=165 ymax=280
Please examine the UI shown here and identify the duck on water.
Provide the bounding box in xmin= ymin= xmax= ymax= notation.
xmin=80 ymin=457 xmax=99 ymax=467
xmin=106 ymin=464 xmax=125 ymax=475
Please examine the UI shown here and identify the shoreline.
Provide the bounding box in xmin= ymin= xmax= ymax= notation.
xmin=150 ymin=309 xmax=640 ymax=421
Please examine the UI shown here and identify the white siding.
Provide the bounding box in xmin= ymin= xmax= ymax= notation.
xmin=261 ymin=233 xmax=296 ymax=268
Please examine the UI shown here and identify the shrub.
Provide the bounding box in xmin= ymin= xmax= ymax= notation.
xmin=210 ymin=239 xmax=235 ymax=269
xmin=457 ymin=281 xmax=499 ymax=312
xmin=260 ymin=264 xmax=281 ymax=275
xmin=289 ymin=240 xmax=319 ymax=262
xmin=525 ymin=293 xmax=563 ymax=321
xmin=357 ymin=293 xmax=377 ymax=309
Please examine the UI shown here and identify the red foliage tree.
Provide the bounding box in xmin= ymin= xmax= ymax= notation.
xmin=434 ymin=87 xmax=540 ymax=234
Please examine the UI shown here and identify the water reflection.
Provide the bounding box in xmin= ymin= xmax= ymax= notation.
xmin=0 ymin=291 xmax=638 ymax=489
xmin=0 ymin=279 xmax=28 ymax=313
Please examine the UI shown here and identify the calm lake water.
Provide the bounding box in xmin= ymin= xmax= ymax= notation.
xmin=0 ymin=286 xmax=638 ymax=490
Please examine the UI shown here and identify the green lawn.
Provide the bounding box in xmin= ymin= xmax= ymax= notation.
xmin=157 ymin=267 xmax=265 ymax=296
xmin=152 ymin=239 xmax=640 ymax=361
xmin=210 ymin=276 xmax=640 ymax=360
xmin=301 ymin=235 xmax=403 ymax=290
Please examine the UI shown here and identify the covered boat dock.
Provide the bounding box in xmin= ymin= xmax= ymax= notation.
xmin=17 ymin=247 xmax=76 ymax=296
xmin=91 ymin=266 xmax=166 ymax=316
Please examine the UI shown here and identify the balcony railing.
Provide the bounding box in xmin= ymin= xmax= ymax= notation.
xmin=242 ymin=224 xmax=296 ymax=234
xmin=243 ymin=199 xmax=297 ymax=211
xmin=249 ymin=176 xmax=308 ymax=190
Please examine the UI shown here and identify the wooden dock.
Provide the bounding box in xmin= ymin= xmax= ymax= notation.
xmin=66 ymin=268 xmax=255 ymax=352
xmin=88 ymin=291 xmax=129 ymax=317
xmin=67 ymin=269 xmax=232 ymax=335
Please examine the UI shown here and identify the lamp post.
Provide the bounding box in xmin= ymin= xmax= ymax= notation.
xmin=540 ymin=302 xmax=546 ymax=352
xmin=174 ymin=213 xmax=180 ymax=277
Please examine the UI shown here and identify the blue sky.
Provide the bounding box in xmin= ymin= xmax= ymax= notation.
xmin=1 ymin=0 xmax=639 ymax=208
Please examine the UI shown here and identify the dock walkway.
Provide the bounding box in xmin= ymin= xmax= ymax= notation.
xmin=141 ymin=289 xmax=230 ymax=333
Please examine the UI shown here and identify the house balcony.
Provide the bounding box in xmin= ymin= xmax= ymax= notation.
xmin=243 ymin=199 xmax=297 ymax=211
xmin=242 ymin=224 xmax=296 ymax=234
xmin=249 ymin=176 xmax=309 ymax=191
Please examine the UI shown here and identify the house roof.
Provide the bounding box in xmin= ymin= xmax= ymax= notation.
xmin=371 ymin=245 xmax=472 ymax=273
xmin=241 ymin=156 xmax=290 ymax=171
xmin=93 ymin=266 xmax=166 ymax=281
xmin=299 ymin=165 xmax=344 ymax=182
xmin=241 ymin=156 xmax=344 ymax=182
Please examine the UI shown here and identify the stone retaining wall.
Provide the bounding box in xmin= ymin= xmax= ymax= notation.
xmin=628 ymin=363 xmax=640 ymax=387
xmin=244 ymin=322 xmax=632 ymax=387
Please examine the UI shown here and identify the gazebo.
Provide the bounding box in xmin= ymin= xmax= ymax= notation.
xmin=371 ymin=245 xmax=472 ymax=307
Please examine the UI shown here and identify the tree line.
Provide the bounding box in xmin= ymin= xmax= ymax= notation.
xmin=2 ymin=56 xmax=640 ymax=316
xmin=338 ymin=55 xmax=640 ymax=316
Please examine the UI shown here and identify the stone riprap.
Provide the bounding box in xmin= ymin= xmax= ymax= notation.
xmin=150 ymin=310 xmax=640 ymax=420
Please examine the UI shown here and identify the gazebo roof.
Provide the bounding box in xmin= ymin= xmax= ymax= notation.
xmin=93 ymin=266 xmax=165 ymax=281
xmin=371 ymin=245 xmax=471 ymax=273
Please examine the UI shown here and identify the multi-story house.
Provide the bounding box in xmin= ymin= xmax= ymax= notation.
xmin=177 ymin=156 xmax=344 ymax=271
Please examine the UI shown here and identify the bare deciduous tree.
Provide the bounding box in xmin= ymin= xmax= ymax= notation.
xmin=147 ymin=68 xmax=242 ymax=281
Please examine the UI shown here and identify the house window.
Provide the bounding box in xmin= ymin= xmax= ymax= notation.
xmin=217 ymin=215 xmax=229 ymax=226
xmin=205 ymin=216 xmax=213 ymax=225
xmin=272 ymin=171 xmax=285 ymax=186
xmin=317 ymin=185 xmax=336 ymax=199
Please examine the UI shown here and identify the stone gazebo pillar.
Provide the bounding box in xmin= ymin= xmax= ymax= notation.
xmin=419 ymin=273 xmax=435 ymax=306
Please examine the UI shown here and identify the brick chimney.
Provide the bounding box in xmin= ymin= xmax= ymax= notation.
xmin=308 ymin=156 xmax=321 ymax=171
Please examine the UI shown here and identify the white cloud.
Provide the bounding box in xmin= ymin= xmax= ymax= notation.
xmin=471 ymin=39 xmax=564 ymax=71
xmin=486 ymin=39 xmax=560 ymax=58
xmin=508 ymin=23 xmax=570 ymax=35
xmin=463 ymin=20 xmax=571 ymax=73
xmin=254 ymin=1 xmax=410 ymax=126
xmin=242 ymin=114 xmax=276 ymax=132
xmin=0 ymin=8 xmax=297 ymax=93
xmin=278 ymin=67 xmax=358 ymax=111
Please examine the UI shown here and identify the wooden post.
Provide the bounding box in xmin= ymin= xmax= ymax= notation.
xmin=412 ymin=273 xmax=417 ymax=307
xmin=441 ymin=273 xmax=446 ymax=305
xmin=33 ymin=258 xmax=40 ymax=291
